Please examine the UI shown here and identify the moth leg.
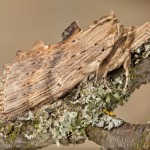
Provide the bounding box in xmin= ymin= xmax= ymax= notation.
xmin=123 ymin=54 xmax=131 ymax=92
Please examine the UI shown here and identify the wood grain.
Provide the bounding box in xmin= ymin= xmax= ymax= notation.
xmin=0 ymin=13 xmax=150 ymax=121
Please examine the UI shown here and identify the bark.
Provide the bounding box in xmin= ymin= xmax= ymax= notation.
xmin=86 ymin=123 xmax=150 ymax=150
xmin=0 ymin=13 xmax=150 ymax=150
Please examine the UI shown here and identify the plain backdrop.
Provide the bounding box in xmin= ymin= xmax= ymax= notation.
xmin=0 ymin=1 xmax=150 ymax=150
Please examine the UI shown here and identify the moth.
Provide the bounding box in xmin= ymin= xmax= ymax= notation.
xmin=0 ymin=13 xmax=150 ymax=121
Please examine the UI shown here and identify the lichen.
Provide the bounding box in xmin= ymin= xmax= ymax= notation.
xmin=132 ymin=41 xmax=150 ymax=65
xmin=31 ymin=79 xmax=127 ymax=145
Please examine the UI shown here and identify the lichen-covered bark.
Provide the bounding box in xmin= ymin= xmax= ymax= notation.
xmin=0 ymin=13 xmax=150 ymax=150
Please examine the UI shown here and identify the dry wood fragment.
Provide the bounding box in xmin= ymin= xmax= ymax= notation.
xmin=0 ymin=13 xmax=150 ymax=150
xmin=0 ymin=13 xmax=150 ymax=121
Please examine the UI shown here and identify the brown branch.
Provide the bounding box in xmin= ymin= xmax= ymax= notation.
xmin=0 ymin=13 xmax=150 ymax=150
xmin=86 ymin=123 xmax=150 ymax=150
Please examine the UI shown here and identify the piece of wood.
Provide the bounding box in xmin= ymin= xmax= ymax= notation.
xmin=0 ymin=13 xmax=150 ymax=150
xmin=0 ymin=13 xmax=150 ymax=121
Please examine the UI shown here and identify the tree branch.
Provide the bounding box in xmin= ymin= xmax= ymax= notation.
xmin=86 ymin=123 xmax=150 ymax=150
xmin=0 ymin=13 xmax=150 ymax=150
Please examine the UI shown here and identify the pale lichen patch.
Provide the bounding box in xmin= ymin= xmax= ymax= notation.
xmin=132 ymin=41 xmax=150 ymax=65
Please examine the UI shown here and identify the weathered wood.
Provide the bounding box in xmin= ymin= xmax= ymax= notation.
xmin=0 ymin=13 xmax=150 ymax=121
xmin=0 ymin=13 xmax=150 ymax=150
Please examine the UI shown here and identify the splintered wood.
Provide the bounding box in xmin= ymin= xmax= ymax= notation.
xmin=0 ymin=13 xmax=150 ymax=121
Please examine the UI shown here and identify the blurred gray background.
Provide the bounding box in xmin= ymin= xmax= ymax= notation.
xmin=0 ymin=1 xmax=150 ymax=149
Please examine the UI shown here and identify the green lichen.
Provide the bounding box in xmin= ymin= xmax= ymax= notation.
xmin=41 ymin=79 xmax=128 ymax=144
